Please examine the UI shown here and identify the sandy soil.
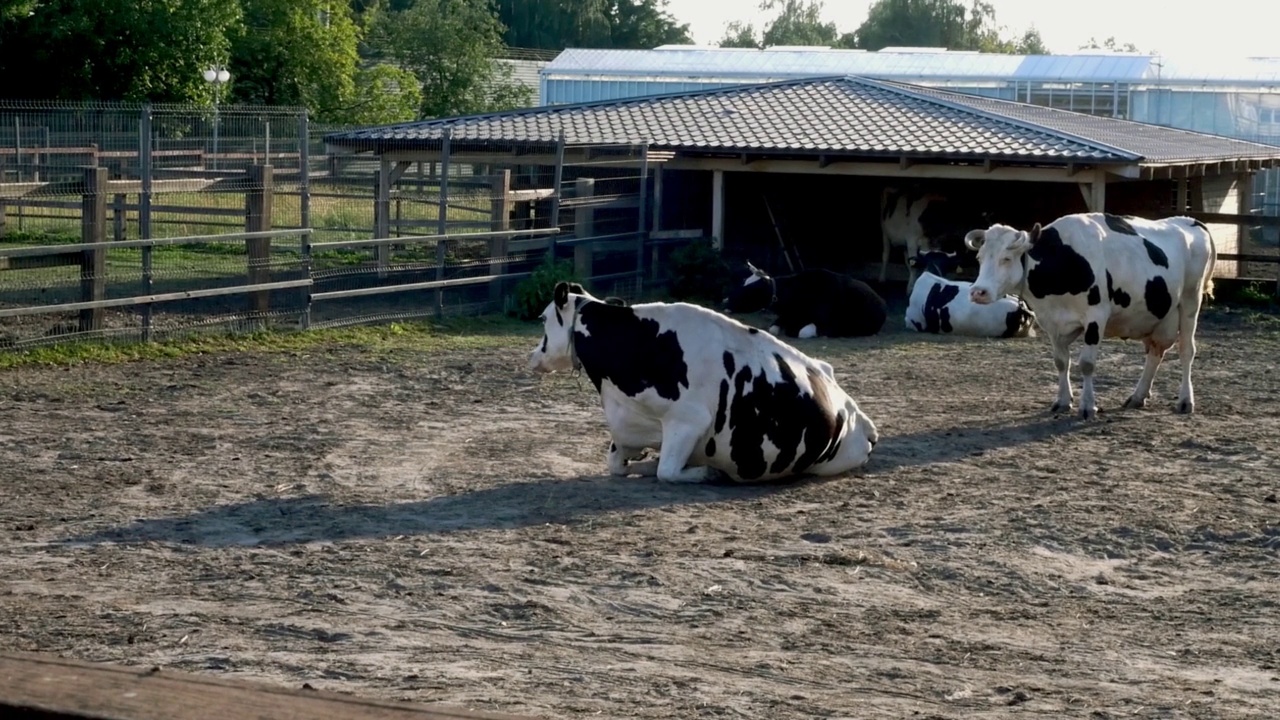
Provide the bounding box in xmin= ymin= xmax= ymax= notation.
xmin=2 ymin=305 xmax=1279 ymax=719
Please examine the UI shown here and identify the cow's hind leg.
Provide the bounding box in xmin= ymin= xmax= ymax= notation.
xmin=1049 ymin=330 xmax=1080 ymax=414
xmin=655 ymin=414 xmax=721 ymax=484
xmin=1175 ymin=294 xmax=1205 ymax=414
xmin=608 ymin=441 xmax=657 ymax=477
xmin=1124 ymin=313 xmax=1178 ymax=411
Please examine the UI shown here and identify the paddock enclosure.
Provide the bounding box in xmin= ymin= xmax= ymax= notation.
xmin=2 ymin=305 xmax=1279 ymax=719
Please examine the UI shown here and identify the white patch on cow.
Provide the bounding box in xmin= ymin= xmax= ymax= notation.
xmin=904 ymin=272 xmax=1034 ymax=338
xmin=797 ymin=323 xmax=818 ymax=339
xmin=743 ymin=273 xmax=764 ymax=287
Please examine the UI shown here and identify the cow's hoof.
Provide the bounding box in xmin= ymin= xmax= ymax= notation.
xmin=1175 ymin=398 xmax=1194 ymax=415
xmin=1122 ymin=394 xmax=1147 ymax=410
xmin=1049 ymin=401 xmax=1072 ymax=414
xmin=1079 ymin=406 xmax=1098 ymax=420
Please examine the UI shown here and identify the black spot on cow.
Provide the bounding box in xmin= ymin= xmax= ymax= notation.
xmin=1001 ymin=306 xmax=1031 ymax=338
xmin=714 ymin=379 xmax=729 ymax=434
xmin=722 ymin=351 xmax=735 ymax=378
xmin=1085 ymin=321 xmax=1100 ymax=345
xmin=1142 ymin=238 xmax=1169 ymax=268
xmin=572 ymin=298 xmax=688 ymax=400
xmin=1106 ymin=271 xmax=1131 ymax=308
xmin=725 ymin=266 xmax=887 ymax=337
xmin=554 ymin=307 xmax=563 ymax=326
xmin=748 ymin=327 xmax=759 ymax=335
xmin=610 ymin=442 xmax=617 ymax=453
xmin=705 ymin=437 xmax=716 ymax=458
xmin=1026 ymin=226 xmax=1095 ymax=298
xmin=920 ymin=282 xmax=960 ymax=334
xmin=1191 ymin=218 xmax=1209 ymax=232
xmin=1087 ymin=285 xmax=1101 ymax=305
xmin=1144 ymin=276 xmax=1173 ymax=320
xmin=1103 ymin=213 xmax=1139 ymax=235
xmin=726 ymin=357 xmax=841 ymax=481
xmin=539 ymin=334 xmax=548 ymax=353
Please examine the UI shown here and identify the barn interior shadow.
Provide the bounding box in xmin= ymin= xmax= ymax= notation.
xmin=58 ymin=474 xmax=812 ymax=549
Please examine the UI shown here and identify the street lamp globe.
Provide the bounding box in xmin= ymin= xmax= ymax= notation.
xmin=203 ymin=69 xmax=217 ymax=83
xmin=216 ymin=69 xmax=230 ymax=83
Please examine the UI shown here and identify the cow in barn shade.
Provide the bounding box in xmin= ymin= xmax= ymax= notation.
xmin=880 ymin=187 xmax=990 ymax=293
xmin=528 ymin=282 xmax=879 ymax=483
xmin=965 ymin=212 xmax=1216 ymax=419
xmin=905 ymin=270 xmax=1036 ymax=338
xmin=722 ymin=262 xmax=888 ymax=339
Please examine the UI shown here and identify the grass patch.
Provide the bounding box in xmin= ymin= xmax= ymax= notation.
xmin=0 ymin=314 xmax=539 ymax=370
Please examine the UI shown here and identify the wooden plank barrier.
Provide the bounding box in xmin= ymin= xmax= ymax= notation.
xmin=0 ymin=652 xmax=538 ymax=720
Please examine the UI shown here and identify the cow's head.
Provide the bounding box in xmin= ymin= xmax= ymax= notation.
xmin=965 ymin=223 xmax=1037 ymax=305
xmin=723 ymin=261 xmax=775 ymax=314
xmin=908 ymin=249 xmax=961 ymax=279
xmin=528 ymin=281 xmax=582 ymax=374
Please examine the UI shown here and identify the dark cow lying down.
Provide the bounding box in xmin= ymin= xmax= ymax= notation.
xmin=905 ymin=265 xmax=1036 ymax=338
xmin=528 ymin=282 xmax=879 ymax=483
xmin=723 ymin=262 xmax=887 ymax=338
xmin=966 ymin=212 xmax=1216 ymax=418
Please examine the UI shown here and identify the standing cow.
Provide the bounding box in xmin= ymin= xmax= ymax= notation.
xmin=880 ymin=187 xmax=989 ymax=293
xmin=905 ymin=270 xmax=1036 ymax=338
xmin=528 ymin=282 xmax=879 ymax=483
xmin=965 ymin=213 xmax=1216 ymax=419
xmin=723 ymin=262 xmax=888 ymax=338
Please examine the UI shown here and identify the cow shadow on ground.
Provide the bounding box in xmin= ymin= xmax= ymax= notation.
xmin=866 ymin=413 xmax=1088 ymax=473
xmin=57 ymin=474 xmax=802 ymax=549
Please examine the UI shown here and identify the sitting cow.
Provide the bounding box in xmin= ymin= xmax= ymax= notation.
xmin=528 ymin=282 xmax=879 ymax=483
xmin=723 ymin=262 xmax=887 ymax=338
xmin=965 ymin=212 xmax=1216 ymax=419
xmin=905 ymin=269 xmax=1036 ymax=338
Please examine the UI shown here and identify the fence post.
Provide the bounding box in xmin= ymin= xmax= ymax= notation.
xmin=246 ymin=164 xmax=274 ymax=317
xmin=635 ymin=145 xmax=649 ymax=293
xmin=0 ymin=197 xmax=6 ymax=238
xmin=298 ymin=110 xmax=311 ymax=232
xmin=489 ymin=169 xmax=511 ymax=310
xmin=435 ymin=130 xmax=452 ymax=316
xmin=547 ymin=132 xmax=565 ymax=260
xmin=79 ymin=166 xmax=108 ymax=333
xmin=112 ymin=193 xmax=126 ymax=242
xmin=139 ymin=104 xmax=153 ymax=242
xmin=375 ymin=157 xmax=391 ymax=276
xmin=573 ymin=177 xmax=595 ymax=278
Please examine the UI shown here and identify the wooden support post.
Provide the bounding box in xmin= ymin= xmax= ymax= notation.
xmin=112 ymin=193 xmax=126 ymax=242
xmin=0 ymin=197 xmax=6 ymax=238
xmin=650 ymin=166 xmax=664 ymax=282
xmin=574 ymin=177 xmax=595 ymax=278
xmin=245 ymin=164 xmax=274 ymax=317
xmin=1091 ymin=169 xmax=1107 ymax=214
xmin=79 ymin=166 xmax=108 ymax=333
xmin=435 ymin=132 xmax=452 ymax=315
xmin=1190 ymin=177 xmax=1205 ymax=213
xmin=375 ymin=157 xmax=392 ymax=274
xmin=489 ymin=169 xmax=511 ymax=309
xmin=1176 ymin=176 xmax=1190 ymax=213
xmin=711 ymin=169 xmax=725 ymax=251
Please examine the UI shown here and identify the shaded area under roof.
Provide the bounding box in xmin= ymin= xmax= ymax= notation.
xmin=325 ymin=75 xmax=1280 ymax=168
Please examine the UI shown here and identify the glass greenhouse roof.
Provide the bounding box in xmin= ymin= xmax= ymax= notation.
xmin=543 ymin=48 xmax=1280 ymax=87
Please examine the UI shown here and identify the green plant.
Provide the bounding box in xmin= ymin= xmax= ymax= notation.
xmin=508 ymin=254 xmax=581 ymax=321
xmin=666 ymin=238 xmax=732 ymax=305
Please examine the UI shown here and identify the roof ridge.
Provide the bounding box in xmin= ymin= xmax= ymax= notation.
xmin=855 ymin=76 xmax=1143 ymax=162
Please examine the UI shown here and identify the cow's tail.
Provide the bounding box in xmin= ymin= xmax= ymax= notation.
xmin=1201 ymin=223 xmax=1217 ymax=301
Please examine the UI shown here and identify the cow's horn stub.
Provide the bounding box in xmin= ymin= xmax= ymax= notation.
xmin=964 ymin=229 xmax=987 ymax=251
xmin=1028 ymin=223 xmax=1043 ymax=243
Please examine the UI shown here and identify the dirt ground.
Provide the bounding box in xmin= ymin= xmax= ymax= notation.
xmin=2 ymin=304 xmax=1279 ymax=719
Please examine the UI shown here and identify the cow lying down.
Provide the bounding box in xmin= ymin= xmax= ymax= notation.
xmin=529 ymin=282 xmax=879 ymax=483
xmin=723 ymin=262 xmax=887 ymax=338
xmin=905 ymin=270 xmax=1036 ymax=338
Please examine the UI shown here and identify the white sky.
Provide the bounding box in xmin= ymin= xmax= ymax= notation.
xmin=662 ymin=0 xmax=1280 ymax=64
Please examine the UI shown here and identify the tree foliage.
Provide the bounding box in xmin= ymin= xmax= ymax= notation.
xmin=365 ymin=0 xmax=531 ymax=119
xmin=495 ymin=0 xmax=691 ymax=51
xmin=719 ymin=0 xmax=839 ymax=49
xmin=1080 ymin=36 xmax=1146 ymax=53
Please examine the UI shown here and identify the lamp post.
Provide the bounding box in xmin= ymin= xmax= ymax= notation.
xmin=203 ymin=67 xmax=230 ymax=170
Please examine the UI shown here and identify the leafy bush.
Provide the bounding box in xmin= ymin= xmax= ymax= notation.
xmin=508 ymin=254 xmax=581 ymax=321
xmin=0 ymin=229 xmax=79 ymax=246
xmin=666 ymin=238 xmax=733 ymax=305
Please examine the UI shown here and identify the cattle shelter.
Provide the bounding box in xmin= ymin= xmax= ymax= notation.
xmin=325 ymin=75 xmax=1280 ymax=293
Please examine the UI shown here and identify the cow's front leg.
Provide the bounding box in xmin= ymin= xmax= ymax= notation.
xmin=1076 ymin=319 xmax=1104 ymax=420
xmin=655 ymin=414 xmax=721 ymax=484
xmin=608 ymin=441 xmax=657 ymax=477
xmin=1048 ymin=332 xmax=1076 ymax=414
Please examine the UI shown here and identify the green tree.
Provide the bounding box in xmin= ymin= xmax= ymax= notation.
xmin=341 ymin=64 xmax=424 ymax=124
xmin=0 ymin=0 xmax=241 ymax=102
xmin=1014 ymin=28 xmax=1048 ymax=54
xmin=717 ymin=1 xmax=838 ymax=49
xmin=719 ymin=20 xmax=761 ymax=48
xmin=228 ymin=0 xmax=362 ymax=119
xmin=366 ymin=0 xmax=532 ymax=118
xmin=495 ymin=0 xmax=690 ymax=51
xmin=1080 ymin=36 xmax=1145 ymax=53
xmin=850 ymin=0 xmax=1045 ymax=54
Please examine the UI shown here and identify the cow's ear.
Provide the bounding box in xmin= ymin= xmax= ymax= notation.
xmin=553 ymin=281 xmax=570 ymax=308
xmin=963 ymin=229 xmax=986 ymax=251
xmin=1028 ymin=223 xmax=1042 ymax=244
xmin=568 ymin=282 xmax=586 ymax=295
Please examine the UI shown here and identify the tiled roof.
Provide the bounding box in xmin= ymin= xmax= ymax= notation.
xmin=326 ymin=76 xmax=1280 ymax=166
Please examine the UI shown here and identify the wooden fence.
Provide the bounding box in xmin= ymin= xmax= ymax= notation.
xmin=0 ymin=652 xmax=536 ymax=720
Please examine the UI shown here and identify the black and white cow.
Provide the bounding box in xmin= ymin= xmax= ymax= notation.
xmin=528 ymin=282 xmax=879 ymax=483
xmin=965 ymin=212 xmax=1216 ymax=419
xmin=905 ymin=270 xmax=1036 ymax=338
xmin=722 ymin=262 xmax=887 ymax=339
xmin=880 ymin=187 xmax=989 ymax=293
